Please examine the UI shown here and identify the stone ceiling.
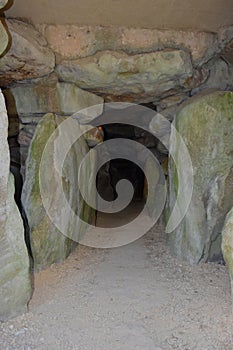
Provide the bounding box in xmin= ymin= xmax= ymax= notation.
xmin=5 ymin=0 xmax=233 ymax=32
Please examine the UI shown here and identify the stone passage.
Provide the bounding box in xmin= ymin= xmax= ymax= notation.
xmin=0 ymin=11 xmax=233 ymax=321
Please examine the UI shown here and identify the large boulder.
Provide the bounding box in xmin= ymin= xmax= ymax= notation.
xmin=22 ymin=113 xmax=96 ymax=271
xmin=4 ymin=75 xmax=104 ymax=116
xmin=38 ymin=24 xmax=219 ymax=65
xmin=0 ymin=90 xmax=31 ymax=321
xmin=168 ymin=91 xmax=233 ymax=264
xmin=56 ymin=49 xmax=193 ymax=103
xmin=0 ymin=19 xmax=55 ymax=86
xmin=222 ymin=207 xmax=233 ymax=310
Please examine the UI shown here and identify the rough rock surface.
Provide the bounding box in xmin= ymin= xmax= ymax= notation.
xmin=0 ymin=19 xmax=55 ymax=85
xmin=192 ymin=58 xmax=233 ymax=95
xmin=222 ymin=206 xmax=233 ymax=310
xmin=38 ymin=24 xmax=219 ymax=65
xmin=0 ymin=90 xmax=31 ymax=321
xmin=168 ymin=91 xmax=233 ymax=264
xmin=22 ymin=113 xmax=96 ymax=271
xmin=56 ymin=49 xmax=193 ymax=103
xmin=4 ymin=75 xmax=104 ymax=116
xmin=221 ymin=38 xmax=233 ymax=65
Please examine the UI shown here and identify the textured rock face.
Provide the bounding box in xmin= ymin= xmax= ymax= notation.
xmin=22 ymin=113 xmax=96 ymax=271
xmin=168 ymin=91 xmax=233 ymax=264
xmin=57 ymin=50 xmax=193 ymax=103
xmin=38 ymin=24 xmax=219 ymax=65
xmin=0 ymin=19 xmax=55 ymax=85
xmin=222 ymin=207 xmax=233 ymax=308
xmin=4 ymin=76 xmax=104 ymax=116
xmin=3 ymin=77 xmax=103 ymax=178
xmin=191 ymin=58 xmax=233 ymax=95
xmin=0 ymin=90 xmax=31 ymax=321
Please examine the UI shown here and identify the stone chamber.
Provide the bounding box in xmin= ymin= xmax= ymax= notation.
xmin=0 ymin=0 xmax=233 ymax=321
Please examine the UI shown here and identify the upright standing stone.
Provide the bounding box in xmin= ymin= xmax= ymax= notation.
xmin=168 ymin=91 xmax=233 ymax=264
xmin=22 ymin=114 xmax=96 ymax=271
xmin=0 ymin=90 xmax=31 ymax=321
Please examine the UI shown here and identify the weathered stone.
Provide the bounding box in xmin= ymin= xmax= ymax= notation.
xmin=36 ymin=24 xmax=118 ymax=60
xmin=56 ymin=50 xmax=193 ymax=103
xmin=4 ymin=76 xmax=103 ymax=116
xmin=156 ymin=93 xmax=189 ymax=111
xmin=192 ymin=58 xmax=233 ymax=95
xmin=0 ymin=90 xmax=31 ymax=321
xmin=218 ymin=26 xmax=233 ymax=50
xmin=156 ymin=105 xmax=178 ymax=122
xmin=121 ymin=28 xmax=218 ymax=66
xmin=222 ymin=207 xmax=233 ymax=309
xmin=168 ymin=91 xmax=233 ymax=264
xmin=0 ymin=19 xmax=55 ymax=85
xmin=22 ymin=113 xmax=96 ymax=271
xmin=38 ymin=24 xmax=219 ymax=65
xmin=220 ymin=39 xmax=233 ymax=65
xmin=183 ymin=67 xmax=209 ymax=89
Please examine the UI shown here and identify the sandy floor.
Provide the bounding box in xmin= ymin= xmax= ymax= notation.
xmin=0 ymin=212 xmax=233 ymax=350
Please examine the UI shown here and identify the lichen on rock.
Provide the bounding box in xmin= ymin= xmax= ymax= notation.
xmin=168 ymin=91 xmax=233 ymax=264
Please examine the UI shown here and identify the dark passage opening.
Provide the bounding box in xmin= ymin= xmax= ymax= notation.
xmin=95 ymin=122 xmax=167 ymax=228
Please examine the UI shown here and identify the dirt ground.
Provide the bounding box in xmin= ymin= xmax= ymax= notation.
xmin=0 ymin=221 xmax=233 ymax=350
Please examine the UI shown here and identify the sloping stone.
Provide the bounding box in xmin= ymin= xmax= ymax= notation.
xmin=22 ymin=113 xmax=96 ymax=271
xmin=38 ymin=24 xmax=218 ymax=65
xmin=222 ymin=207 xmax=233 ymax=309
xmin=0 ymin=90 xmax=31 ymax=321
xmin=56 ymin=50 xmax=193 ymax=103
xmin=0 ymin=19 xmax=55 ymax=85
xmin=168 ymin=91 xmax=233 ymax=264
xmin=4 ymin=76 xmax=103 ymax=116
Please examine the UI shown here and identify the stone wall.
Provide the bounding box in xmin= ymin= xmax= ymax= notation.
xmin=1 ymin=19 xmax=232 ymax=181
xmin=0 ymin=19 xmax=232 ymax=260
